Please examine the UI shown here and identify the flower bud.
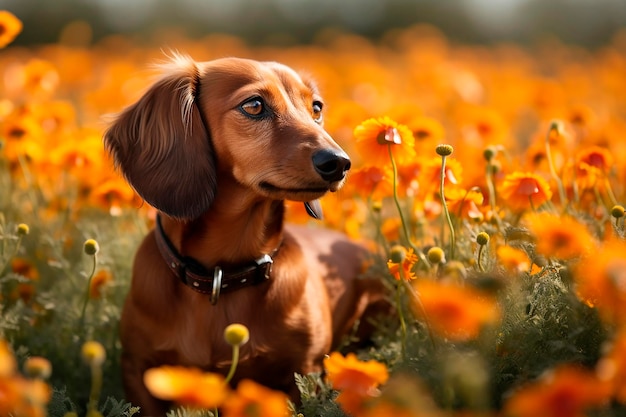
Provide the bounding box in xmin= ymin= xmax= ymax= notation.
xmin=476 ymin=232 xmax=490 ymax=246
xmin=24 ymin=356 xmax=52 ymax=379
xmin=389 ymin=245 xmax=407 ymax=264
xmin=81 ymin=341 xmax=106 ymax=367
xmin=224 ymin=323 xmax=250 ymax=347
xmin=611 ymin=205 xmax=625 ymax=219
xmin=427 ymin=246 xmax=446 ymax=264
xmin=436 ymin=144 xmax=454 ymax=156
xmin=17 ymin=223 xmax=29 ymax=236
xmin=83 ymin=239 xmax=99 ymax=256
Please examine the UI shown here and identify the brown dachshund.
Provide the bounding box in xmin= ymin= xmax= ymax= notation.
xmin=104 ymin=55 xmax=386 ymax=416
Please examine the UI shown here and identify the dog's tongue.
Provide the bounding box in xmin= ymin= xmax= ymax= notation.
xmin=304 ymin=200 xmax=323 ymax=220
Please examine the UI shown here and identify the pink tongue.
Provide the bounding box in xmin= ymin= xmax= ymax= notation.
xmin=304 ymin=200 xmax=323 ymax=220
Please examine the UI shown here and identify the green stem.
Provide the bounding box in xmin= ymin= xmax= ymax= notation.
xmin=79 ymin=254 xmax=97 ymax=332
xmin=224 ymin=344 xmax=240 ymax=385
xmin=545 ymin=126 xmax=568 ymax=208
xmin=0 ymin=235 xmax=23 ymax=277
xmin=387 ymin=145 xmax=430 ymax=268
xmin=477 ymin=245 xmax=485 ymax=272
xmin=395 ymin=278 xmax=407 ymax=360
xmin=439 ymin=155 xmax=455 ymax=260
xmin=88 ymin=363 xmax=102 ymax=413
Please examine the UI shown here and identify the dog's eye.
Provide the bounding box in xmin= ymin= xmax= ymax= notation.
xmin=241 ymin=98 xmax=265 ymax=117
xmin=312 ymin=101 xmax=323 ymax=123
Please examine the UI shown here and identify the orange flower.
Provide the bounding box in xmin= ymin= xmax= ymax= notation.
xmin=418 ymin=156 xmax=463 ymax=197
xmin=525 ymin=212 xmax=596 ymax=260
xmin=354 ymin=116 xmax=416 ymax=167
xmin=324 ymin=352 xmax=389 ymax=394
xmin=503 ymin=365 xmax=610 ymax=417
xmin=596 ymin=330 xmax=626 ymax=403
xmin=11 ymin=258 xmax=39 ymax=280
xmin=413 ymin=279 xmax=500 ymax=341
xmin=446 ymin=187 xmax=485 ymax=221
xmin=143 ymin=366 xmax=228 ymax=409
xmin=222 ymin=379 xmax=289 ymax=417
xmin=574 ymin=146 xmax=613 ymax=191
xmin=89 ymin=270 xmax=113 ymax=299
xmin=346 ymin=165 xmax=394 ymax=200
xmin=387 ymin=246 xmax=419 ymax=281
xmin=497 ymin=245 xmax=530 ymax=273
xmin=0 ymin=11 xmax=22 ymax=48
xmin=0 ymin=340 xmax=16 ymax=377
xmin=573 ymin=238 xmax=626 ymax=324
xmin=407 ymin=115 xmax=445 ymax=149
xmin=324 ymin=352 xmax=389 ymax=415
xmin=499 ymin=172 xmax=552 ymax=212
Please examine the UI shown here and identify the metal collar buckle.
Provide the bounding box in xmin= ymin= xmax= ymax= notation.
xmin=255 ymin=254 xmax=274 ymax=280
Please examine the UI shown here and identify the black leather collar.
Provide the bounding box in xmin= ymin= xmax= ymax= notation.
xmin=154 ymin=215 xmax=274 ymax=304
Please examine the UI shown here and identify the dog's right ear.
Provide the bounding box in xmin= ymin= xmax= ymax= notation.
xmin=104 ymin=56 xmax=216 ymax=220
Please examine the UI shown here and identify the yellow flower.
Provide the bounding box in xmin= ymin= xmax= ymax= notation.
xmin=222 ymin=379 xmax=289 ymax=417
xmin=499 ymin=171 xmax=552 ymax=212
xmin=81 ymin=341 xmax=106 ymax=367
xmin=0 ymin=11 xmax=22 ymax=48
xmin=413 ymin=279 xmax=500 ymax=341
xmin=144 ymin=366 xmax=228 ymax=410
xmin=0 ymin=340 xmax=17 ymax=377
xmin=503 ymin=365 xmax=610 ymax=417
xmin=354 ymin=116 xmax=416 ymax=167
xmin=525 ymin=212 xmax=596 ymax=260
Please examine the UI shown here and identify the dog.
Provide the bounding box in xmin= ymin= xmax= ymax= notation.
xmin=104 ymin=55 xmax=387 ymax=416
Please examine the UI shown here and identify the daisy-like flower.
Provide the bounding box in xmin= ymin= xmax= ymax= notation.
xmin=573 ymin=238 xmax=626 ymax=325
xmin=0 ymin=11 xmax=22 ymax=48
xmin=446 ymin=187 xmax=485 ymax=221
xmin=387 ymin=246 xmax=419 ymax=281
xmin=354 ymin=116 xmax=416 ymax=167
xmin=499 ymin=171 xmax=552 ymax=212
xmin=502 ymin=365 xmax=610 ymax=417
xmin=324 ymin=352 xmax=389 ymax=415
xmin=144 ymin=366 xmax=229 ymax=410
xmin=222 ymin=379 xmax=289 ymax=417
xmin=407 ymin=115 xmax=445 ymax=149
xmin=413 ymin=279 xmax=500 ymax=341
xmin=418 ymin=156 xmax=463 ymax=197
xmin=525 ymin=212 xmax=596 ymax=260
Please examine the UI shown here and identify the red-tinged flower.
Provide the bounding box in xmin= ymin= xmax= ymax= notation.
xmin=525 ymin=212 xmax=596 ymax=260
xmin=413 ymin=279 xmax=500 ymax=341
xmin=222 ymin=379 xmax=289 ymax=417
xmin=0 ymin=11 xmax=22 ymax=48
xmin=574 ymin=146 xmax=614 ymax=191
xmin=354 ymin=116 xmax=416 ymax=167
xmin=503 ymin=365 xmax=610 ymax=417
xmin=573 ymin=238 xmax=626 ymax=325
xmin=144 ymin=366 xmax=228 ymax=410
xmin=387 ymin=246 xmax=419 ymax=281
xmin=346 ymin=165 xmax=394 ymax=200
xmin=499 ymin=172 xmax=552 ymax=212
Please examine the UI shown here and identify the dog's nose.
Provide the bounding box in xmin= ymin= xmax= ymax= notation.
xmin=312 ymin=149 xmax=351 ymax=182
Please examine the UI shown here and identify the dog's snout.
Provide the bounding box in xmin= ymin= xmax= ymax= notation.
xmin=312 ymin=149 xmax=351 ymax=182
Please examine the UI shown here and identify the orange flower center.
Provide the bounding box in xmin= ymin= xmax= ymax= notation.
xmin=516 ymin=178 xmax=540 ymax=195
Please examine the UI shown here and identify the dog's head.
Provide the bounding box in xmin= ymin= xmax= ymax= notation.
xmin=104 ymin=54 xmax=350 ymax=220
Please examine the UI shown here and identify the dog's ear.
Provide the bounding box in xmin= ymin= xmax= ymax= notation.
xmin=104 ymin=56 xmax=216 ymax=220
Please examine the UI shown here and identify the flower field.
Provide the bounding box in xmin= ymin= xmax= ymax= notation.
xmin=2 ymin=9 xmax=626 ymax=417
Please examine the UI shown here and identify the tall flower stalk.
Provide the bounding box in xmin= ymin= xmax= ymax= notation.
xmin=436 ymin=144 xmax=456 ymax=260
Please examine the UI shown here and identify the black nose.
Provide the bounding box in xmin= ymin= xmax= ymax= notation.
xmin=312 ymin=149 xmax=351 ymax=182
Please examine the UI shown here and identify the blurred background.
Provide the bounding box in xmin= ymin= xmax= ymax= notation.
xmin=2 ymin=0 xmax=625 ymax=47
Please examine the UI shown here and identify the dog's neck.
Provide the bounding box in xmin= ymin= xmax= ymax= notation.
xmin=159 ymin=181 xmax=284 ymax=269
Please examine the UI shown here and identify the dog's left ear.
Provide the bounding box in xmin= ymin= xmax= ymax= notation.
xmin=104 ymin=56 xmax=216 ymax=220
